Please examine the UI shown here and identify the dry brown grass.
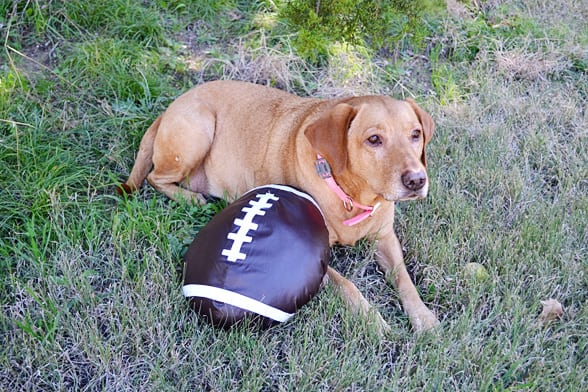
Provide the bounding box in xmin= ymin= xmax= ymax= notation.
xmin=495 ymin=46 xmax=573 ymax=81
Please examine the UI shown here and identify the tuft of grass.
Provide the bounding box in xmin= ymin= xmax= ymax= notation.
xmin=58 ymin=37 xmax=171 ymax=102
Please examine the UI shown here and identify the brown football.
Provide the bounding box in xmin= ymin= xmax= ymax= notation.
xmin=182 ymin=185 xmax=330 ymax=328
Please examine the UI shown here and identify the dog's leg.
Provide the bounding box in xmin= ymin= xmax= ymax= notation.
xmin=376 ymin=232 xmax=439 ymax=332
xmin=148 ymin=167 xmax=207 ymax=204
xmin=325 ymin=267 xmax=391 ymax=335
xmin=147 ymin=101 xmax=215 ymax=204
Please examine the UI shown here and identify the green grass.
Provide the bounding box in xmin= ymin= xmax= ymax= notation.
xmin=1 ymin=0 xmax=587 ymax=390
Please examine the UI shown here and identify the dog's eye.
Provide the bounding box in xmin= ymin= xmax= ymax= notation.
xmin=366 ymin=135 xmax=383 ymax=146
xmin=411 ymin=129 xmax=422 ymax=141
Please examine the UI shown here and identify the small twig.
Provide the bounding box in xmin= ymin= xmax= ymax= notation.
xmin=0 ymin=118 xmax=35 ymax=128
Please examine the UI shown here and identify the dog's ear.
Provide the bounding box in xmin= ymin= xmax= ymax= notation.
xmin=304 ymin=103 xmax=357 ymax=175
xmin=406 ymin=98 xmax=435 ymax=167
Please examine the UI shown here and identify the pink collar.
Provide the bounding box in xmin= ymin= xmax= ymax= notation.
xmin=315 ymin=155 xmax=381 ymax=226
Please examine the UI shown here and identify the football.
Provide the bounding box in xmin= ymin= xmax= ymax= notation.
xmin=182 ymin=184 xmax=330 ymax=328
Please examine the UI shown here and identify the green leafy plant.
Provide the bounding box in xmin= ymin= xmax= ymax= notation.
xmin=278 ymin=0 xmax=444 ymax=62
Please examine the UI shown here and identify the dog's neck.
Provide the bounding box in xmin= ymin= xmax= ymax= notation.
xmin=314 ymin=155 xmax=380 ymax=226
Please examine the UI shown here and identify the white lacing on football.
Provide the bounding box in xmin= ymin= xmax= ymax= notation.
xmin=182 ymin=284 xmax=295 ymax=322
xmin=247 ymin=184 xmax=325 ymax=221
xmin=221 ymin=191 xmax=280 ymax=262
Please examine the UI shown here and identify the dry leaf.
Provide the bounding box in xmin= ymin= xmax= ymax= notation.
xmin=538 ymin=298 xmax=564 ymax=324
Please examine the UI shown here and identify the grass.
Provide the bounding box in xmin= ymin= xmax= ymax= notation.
xmin=1 ymin=0 xmax=587 ymax=390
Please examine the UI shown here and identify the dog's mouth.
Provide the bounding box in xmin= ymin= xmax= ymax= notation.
xmin=402 ymin=193 xmax=426 ymax=201
xmin=382 ymin=189 xmax=427 ymax=202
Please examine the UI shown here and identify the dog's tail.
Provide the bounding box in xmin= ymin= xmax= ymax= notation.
xmin=117 ymin=115 xmax=162 ymax=196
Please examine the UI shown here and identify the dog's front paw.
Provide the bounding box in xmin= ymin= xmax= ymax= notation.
xmin=409 ymin=307 xmax=440 ymax=332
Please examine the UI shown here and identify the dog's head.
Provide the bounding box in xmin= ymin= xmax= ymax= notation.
xmin=305 ymin=96 xmax=434 ymax=202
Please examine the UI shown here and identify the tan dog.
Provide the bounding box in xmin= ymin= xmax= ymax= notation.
xmin=120 ymin=80 xmax=438 ymax=333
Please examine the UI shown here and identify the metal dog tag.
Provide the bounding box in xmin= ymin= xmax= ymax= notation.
xmin=315 ymin=157 xmax=332 ymax=179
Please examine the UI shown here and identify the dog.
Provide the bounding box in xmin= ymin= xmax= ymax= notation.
xmin=119 ymin=80 xmax=438 ymax=333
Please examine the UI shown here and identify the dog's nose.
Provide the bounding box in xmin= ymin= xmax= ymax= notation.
xmin=402 ymin=170 xmax=427 ymax=191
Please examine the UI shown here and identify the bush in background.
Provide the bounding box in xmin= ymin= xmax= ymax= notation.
xmin=278 ymin=0 xmax=445 ymax=63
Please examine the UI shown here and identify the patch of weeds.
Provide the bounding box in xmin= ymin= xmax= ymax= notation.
xmin=429 ymin=45 xmax=465 ymax=104
xmin=58 ymin=37 xmax=171 ymax=102
xmin=160 ymin=0 xmax=233 ymax=21
xmin=49 ymin=0 xmax=167 ymax=47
